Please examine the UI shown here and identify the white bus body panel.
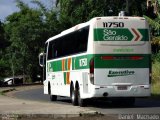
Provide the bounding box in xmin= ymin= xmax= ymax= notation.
xmin=44 ymin=17 xmax=151 ymax=100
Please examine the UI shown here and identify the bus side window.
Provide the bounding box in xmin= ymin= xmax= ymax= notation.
xmin=48 ymin=41 xmax=57 ymax=60
xmin=47 ymin=26 xmax=89 ymax=59
xmin=77 ymin=26 xmax=89 ymax=52
xmin=55 ymin=50 xmax=58 ymax=58
xmin=47 ymin=43 xmax=52 ymax=60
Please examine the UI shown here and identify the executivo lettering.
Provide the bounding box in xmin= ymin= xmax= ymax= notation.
xmin=108 ymin=70 xmax=135 ymax=77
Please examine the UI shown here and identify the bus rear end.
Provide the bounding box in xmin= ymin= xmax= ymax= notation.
xmin=91 ymin=17 xmax=151 ymax=99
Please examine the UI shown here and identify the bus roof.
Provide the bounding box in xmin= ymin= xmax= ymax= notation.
xmin=46 ymin=20 xmax=91 ymax=43
xmin=45 ymin=16 xmax=146 ymax=43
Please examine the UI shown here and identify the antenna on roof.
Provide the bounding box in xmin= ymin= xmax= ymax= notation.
xmin=119 ymin=11 xmax=126 ymax=17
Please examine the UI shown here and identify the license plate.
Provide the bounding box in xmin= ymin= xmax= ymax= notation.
xmin=117 ymin=86 xmax=127 ymax=90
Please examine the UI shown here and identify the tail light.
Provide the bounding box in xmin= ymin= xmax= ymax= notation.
xmin=101 ymin=56 xmax=114 ymax=60
xmin=90 ymin=58 xmax=94 ymax=74
xmin=90 ymin=58 xmax=94 ymax=84
xmin=130 ymin=56 xmax=143 ymax=60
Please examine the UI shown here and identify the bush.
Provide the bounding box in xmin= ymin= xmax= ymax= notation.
xmin=152 ymin=51 xmax=160 ymax=62
xmin=152 ymin=51 xmax=160 ymax=84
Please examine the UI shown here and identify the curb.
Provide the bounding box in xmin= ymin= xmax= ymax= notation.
xmin=0 ymin=84 xmax=42 ymax=95
xmin=0 ymin=83 xmax=42 ymax=88
xmin=0 ymin=114 xmax=79 ymax=120
xmin=0 ymin=88 xmax=104 ymax=120
xmin=79 ymin=111 xmax=102 ymax=116
xmin=1 ymin=88 xmax=16 ymax=93
xmin=0 ymin=88 xmax=16 ymax=95
xmin=0 ymin=112 xmax=104 ymax=120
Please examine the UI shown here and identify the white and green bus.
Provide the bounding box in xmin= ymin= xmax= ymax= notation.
xmin=39 ymin=16 xmax=151 ymax=107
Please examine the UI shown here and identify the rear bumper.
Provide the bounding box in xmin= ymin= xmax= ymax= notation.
xmin=82 ymin=85 xmax=151 ymax=99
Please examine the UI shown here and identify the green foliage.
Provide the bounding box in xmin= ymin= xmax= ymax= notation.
xmin=152 ymin=51 xmax=160 ymax=83
xmin=144 ymin=15 xmax=160 ymax=31
xmin=0 ymin=0 xmax=149 ymax=82
xmin=152 ymin=82 xmax=160 ymax=95
xmin=4 ymin=1 xmax=46 ymax=82
xmin=152 ymin=51 xmax=160 ymax=61
xmin=56 ymin=0 xmax=146 ymax=27
xmin=0 ymin=21 xmax=10 ymax=78
xmin=144 ymin=14 xmax=160 ymax=53
xmin=145 ymin=9 xmax=160 ymax=90
xmin=152 ymin=61 xmax=160 ymax=97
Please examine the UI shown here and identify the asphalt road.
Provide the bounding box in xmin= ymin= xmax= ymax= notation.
xmin=13 ymin=87 xmax=160 ymax=114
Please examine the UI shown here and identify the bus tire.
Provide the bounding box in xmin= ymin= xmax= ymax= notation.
xmin=71 ymin=88 xmax=78 ymax=106
xmin=50 ymin=95 xmax=57 ymax=101
xmin=48 ymin=83 xmax=57 ymax=101
xmin=77 ymin=89 xmax=86 ymax=107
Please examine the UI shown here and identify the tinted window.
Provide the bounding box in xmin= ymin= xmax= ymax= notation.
xmin=48 ymin=26 xmax=89 ymax=60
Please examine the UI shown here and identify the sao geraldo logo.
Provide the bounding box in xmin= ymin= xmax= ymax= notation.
xmin=108 ymin=70 xmax=135 ymax=77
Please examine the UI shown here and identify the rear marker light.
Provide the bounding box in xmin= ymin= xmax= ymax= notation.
xmin=101 ymin=56 xmax=143 ymax=60
xmin=101 ymin=56 xmax=114 ymax=60
xmin=130 ymin=56 xmax=143 ymax=60
xmin=90 ymin=58 xmax=94 ymax=84
xmin=90 ymin=59 xmax=94 ymax=74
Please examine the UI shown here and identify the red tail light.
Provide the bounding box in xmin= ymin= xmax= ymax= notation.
xmin=130 ymin=56 xmax=143 ymax=60
xmin=101 ymin=56 xmax=114 ymax=60
xmin=90 ymin=58 xmax=94 ymax=74
xmin=90 ymin=58 xmax=94 ymax=84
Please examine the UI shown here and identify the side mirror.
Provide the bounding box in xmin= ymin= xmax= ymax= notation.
xmin=39 ymin=53 xmax=45 ymax=67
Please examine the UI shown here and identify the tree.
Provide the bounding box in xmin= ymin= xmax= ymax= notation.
xmin=0 ymin=21 xmax=10 ymax=52
xmin=0 ymin=21 xmax=10 ymax=80
xmin=56 ymin=0 xmax=147 ymax=28
xmin=3 ymin=0 xmax=61 ymax=82
xmin=144 ymin=0 xmax=160 ymax=53
xmin=0 ymin=0 xmax=150 ymax=82
xmin=4 ymin=0 xmax=46 ymax=82
xmin=31 ymin=0 xmax=60 ymax=36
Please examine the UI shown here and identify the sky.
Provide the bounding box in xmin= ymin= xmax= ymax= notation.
xmin=0 ymin=0 xmax=56 ymax=21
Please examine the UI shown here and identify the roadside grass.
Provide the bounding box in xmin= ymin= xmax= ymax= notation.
xmin=0 ymin=91 xmax=3 ymax=95
xmin=0 ymin=88 xmax=16 ymax=96
xmin=151 ymin=82 xmax=160 ymax=99
xmin=151 ymin=60 xmax=160 ymax=99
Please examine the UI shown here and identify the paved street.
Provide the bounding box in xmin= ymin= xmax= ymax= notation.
xmin=12 ymin=86 xmax=160 ymax=114
xmin=0 ymin=85 xmax=99 ymax=119
xmin=1 ymin=85 xmax=160 ymax=120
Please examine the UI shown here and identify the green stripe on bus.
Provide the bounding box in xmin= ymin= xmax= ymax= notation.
xmin=72 ymin=55 xmax=93 ymax=70
xmin=48 ymin=55 xmax=93 ymax=72
xmin=47 ymin=54 xmax=150 ymax=72
xmin=64 ymin=72 xmax=66 ymax=85
xmin=138 ymin=29 xmax=149 ymax=41
xmin=47 ymin=60 xmax=62 ymax=72
xmin=94 ymin=28 xmax=149 ymax=41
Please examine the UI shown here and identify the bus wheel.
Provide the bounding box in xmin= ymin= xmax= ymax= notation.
xmin=50 ymin=95 xmax=57 ymax=101
xmin=48 ymin=84 xmax=57 ymax=101
xmin=71 ymin=88 xmax=78 ymax=106
xmin=77 ymin=89 xmax=86 ymax=107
